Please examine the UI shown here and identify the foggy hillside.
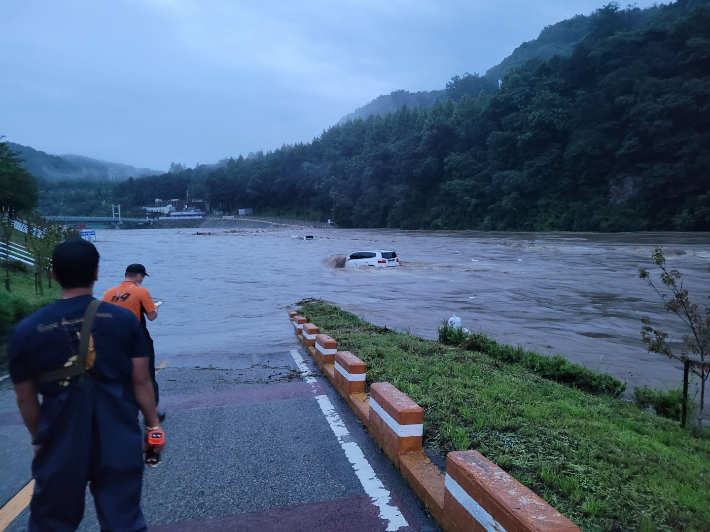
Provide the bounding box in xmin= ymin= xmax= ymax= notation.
xmin=338 ymin=7 xmax=661 ymax=122
xmin=8 ymin=142 xmax=162 ymax=182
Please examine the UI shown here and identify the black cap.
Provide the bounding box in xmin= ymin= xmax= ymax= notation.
xmin=126 ymin=263 xmax=149 ymax=276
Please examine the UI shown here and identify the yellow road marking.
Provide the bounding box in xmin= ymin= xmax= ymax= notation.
xmin=0 ymin=480 xmax=34 ymax=530
xmin=0 ymin=360 xmax=169 ymax=528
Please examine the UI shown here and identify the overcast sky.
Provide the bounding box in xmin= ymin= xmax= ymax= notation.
xmin=1 ymin=0 xmax=666 ymax=172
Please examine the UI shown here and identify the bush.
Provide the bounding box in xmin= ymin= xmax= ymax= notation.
xmin=0 ymin=290 xmax=35 ymax=330
xmin=437 ymin=320 xmax=472 ymax=346
xmin=2 ymin=259 xmax=29 ymax=273
xmin=634 ymin=386 xmax=690 ymax=421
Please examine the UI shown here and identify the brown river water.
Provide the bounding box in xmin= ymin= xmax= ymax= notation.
xmin=91 ymin=224 xmax=710 ymax=409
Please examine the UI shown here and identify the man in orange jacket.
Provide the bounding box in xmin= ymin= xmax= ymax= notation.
xmin=102 ymin=263 xmax=164 ymax=421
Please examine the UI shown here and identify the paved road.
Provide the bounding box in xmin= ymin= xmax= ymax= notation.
xmin=0 ymin=339 xmax=439 ymax=531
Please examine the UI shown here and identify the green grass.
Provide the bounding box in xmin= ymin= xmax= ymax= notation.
xmin=298 ymin=300 xmax=710 ymax=532
xmin=0 ymin=265 xmax=60 ymax=370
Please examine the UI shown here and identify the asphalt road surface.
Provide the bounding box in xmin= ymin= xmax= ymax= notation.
xmin=0 ymin=337 xmax=440 ymax=531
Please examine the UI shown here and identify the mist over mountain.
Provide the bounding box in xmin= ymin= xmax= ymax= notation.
xmin=8 ymin=142 xmax=161 ymax=182
xmin=338 ymin=9 xmax=642 ymax=123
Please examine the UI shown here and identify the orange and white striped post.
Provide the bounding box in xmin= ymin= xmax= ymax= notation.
xmin=301 ymin=323 xmax=319 ymax=348
xmin=333 ymin=351 xmax=366 ymax=397
xmin=291 ymin=315 xmax=306 ymax=337
xmin=313 ymin=334 xmax=337 ymax=369
xmin=444 ymin=451 xmax=579 ymax=532
xmin=368 ymin=382 xmax=423 ymax=467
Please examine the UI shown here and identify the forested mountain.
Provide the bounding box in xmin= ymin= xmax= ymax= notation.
xmin=36 ymin=162 xmax=221 ymax=216
xmin=1 ymin=142 xmax=37 ymax=215
xmin=8 ymin=143 xmax=161 ymax=182
xmin=338 ymin=8 xmax=619 ymax=124
xmin=202 ymin=0 xmax=710 ymax=231
xmin=338 ymin=89 xmax=445 ymax=124
xmin=483 ymin=14 xmax=594 ymax=82
xmin=35 ymin=1 xmax=710 ymax=231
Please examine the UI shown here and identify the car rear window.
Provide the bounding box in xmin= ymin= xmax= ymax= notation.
xmin=381 ymin=252 xmax=397 ymax=259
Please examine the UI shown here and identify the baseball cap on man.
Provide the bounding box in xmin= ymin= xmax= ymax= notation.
xmin=126 ymin=264 xmax=149 ymax=276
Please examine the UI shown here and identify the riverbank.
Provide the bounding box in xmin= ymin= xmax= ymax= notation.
xmin=297 ymin=300 xmax=710 ymax=532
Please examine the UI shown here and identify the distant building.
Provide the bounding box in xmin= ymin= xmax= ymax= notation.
xmin=144 ymin=205 xmax=173 ymax=216
xmin=146 ymin=198 xmax=210 ymax=217
xmin=238 ymin=208 xmax=253 ymax=216
xmin=187 ymin=200 xmax=208 ymax=212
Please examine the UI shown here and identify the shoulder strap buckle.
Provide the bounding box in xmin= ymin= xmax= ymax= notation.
xmin=37 ymin=299 xmax=101 ymax=383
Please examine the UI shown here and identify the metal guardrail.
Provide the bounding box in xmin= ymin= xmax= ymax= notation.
xmin=1 ymin=241 xmax=34 ymax=266
xmin=43 ymin=216 xmax=151 ymax=223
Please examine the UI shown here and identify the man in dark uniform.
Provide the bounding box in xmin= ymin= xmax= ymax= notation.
xmin=9 ymin=238 xmax=163 ymax=532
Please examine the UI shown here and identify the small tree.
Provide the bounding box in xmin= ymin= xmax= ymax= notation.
xmin=2 ymin=210 xmax=13 ymax=291
xmin=639 ymin=248 xmax=710 ymax=428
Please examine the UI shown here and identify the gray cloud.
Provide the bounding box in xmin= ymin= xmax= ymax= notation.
xmin=0 ymin=0 xmax=668 ymax=171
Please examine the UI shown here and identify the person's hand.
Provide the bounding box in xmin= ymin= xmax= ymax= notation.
xmin=144 ymin=426 xmax=165 ymax=453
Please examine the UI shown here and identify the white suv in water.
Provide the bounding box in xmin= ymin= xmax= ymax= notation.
xmin=345 ymin=250 xmax=399 ymax=267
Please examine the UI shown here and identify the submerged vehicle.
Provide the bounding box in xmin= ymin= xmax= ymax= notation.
xmin=345 ymin=250 xmax=399 ymax=267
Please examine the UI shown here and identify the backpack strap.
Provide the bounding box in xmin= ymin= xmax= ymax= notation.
xmin=37 ymin=299 xmax=101 ymax=383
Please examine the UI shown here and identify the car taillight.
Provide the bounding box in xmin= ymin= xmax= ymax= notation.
xmin=378 ymin=260 xmax=386 ymax=263
xmin=396 ymin=258 xmax=399 ymax=262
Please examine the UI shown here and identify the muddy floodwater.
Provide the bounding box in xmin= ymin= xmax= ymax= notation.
xmin=92 ymin=225 xmax=710 ymax=409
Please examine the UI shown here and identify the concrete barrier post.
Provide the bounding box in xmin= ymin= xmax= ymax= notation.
xmin=333 ymin=351 xmax=366 ymax=397
xmin=302 ymin=323 xmax=319 ymax=348
xmin=369 ymin=382 xmax=423 ymax=467
xmin=292 ymin=315 xmax=306 ymax=337
xmin=444 ymin=451 xmax=580 ymax=532
xmin=288 ymin=310 xmax=298 ymax=319
xmin=314 ymin=334 xmax=337 ymax=369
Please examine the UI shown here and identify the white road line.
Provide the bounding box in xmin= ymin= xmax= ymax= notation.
xmin=290 ymin=350 xmax=317 ymax=385
xmin=289 ymin=350 xmax=409 ymax=532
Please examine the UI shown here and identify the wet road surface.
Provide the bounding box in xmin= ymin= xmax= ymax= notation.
xmin=1 ymin=345 xmax=439 ymax=531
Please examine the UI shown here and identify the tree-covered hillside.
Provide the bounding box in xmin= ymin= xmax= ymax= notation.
xmin=1 ymin=142 xmax=37 ymax=215
xmin=202 ymin=1 xmax=710 ymax=231
xmin=33 ymin=1 xmax=710 ymax=231
xmin=338 ymin=89 xmax=445 ymax=124
xmin=338 ymin=4 xmax=658 ymax=124
xmin=9 ymin=143 xmax=161 ymax=182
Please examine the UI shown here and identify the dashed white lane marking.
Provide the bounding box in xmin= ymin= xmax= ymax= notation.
xmin=290 ymin=350 xmax=409 ymax=532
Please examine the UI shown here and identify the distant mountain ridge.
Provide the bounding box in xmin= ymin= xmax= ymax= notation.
xmin=339 ymin=12 xmax=598 ymax=123
xmin=8 ymin=142 xmax=161 ymax=182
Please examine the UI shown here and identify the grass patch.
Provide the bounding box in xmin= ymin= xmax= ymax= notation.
xmin=298 ymin=300 xmax=710 ymax=532
xmin=438 ymin=320 xmax=626 ymax=397
xmin=0 ymin=267 xmax=59 ymax=371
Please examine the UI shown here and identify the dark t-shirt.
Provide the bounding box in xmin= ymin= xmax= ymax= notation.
xmin=9 ymin=295 xmax=148 ymax=394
